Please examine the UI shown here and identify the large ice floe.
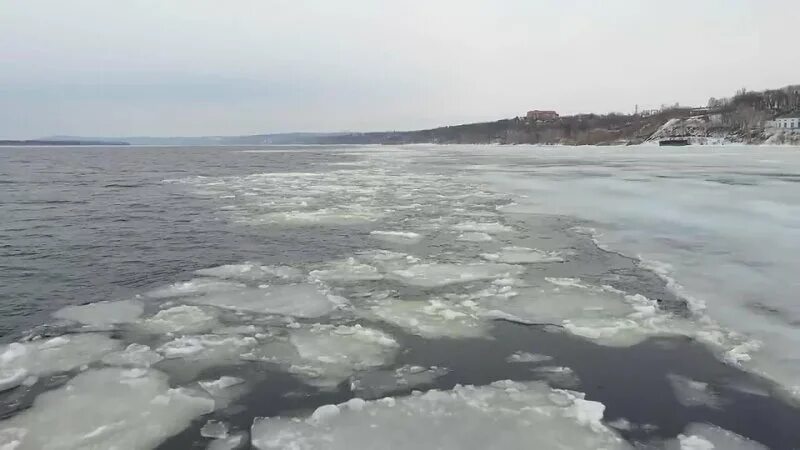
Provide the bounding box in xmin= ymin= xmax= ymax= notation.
xmin=389 ymin=263 xmax=522 ymax=288
xmin=0 ymin=334 xmax=119 ymax=392
xmin=147 ymin=280 xmax=342 ymax=318
xmin=52 ymin=299 xmax=144 ymax=326
xmin=0 ymin=368 xmax=214 ymax=450
xmin=666 ymin=423 xmax=767 ymax=450
xmin=251 ymin=380 xmax=628 ymax=450
xmin=248 ymin=324 xmax=399 ymax=388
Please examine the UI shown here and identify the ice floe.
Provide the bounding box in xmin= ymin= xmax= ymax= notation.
xmin=456 ymin=231 xmax=493 ymax=242
xmin=147 ymin=278 xmax=247 ymax=299
xmin=668 ymin=423 xmax=767 ymax=450
xmin=172 ymin=283 xmax=342 ymax=318
xmin=158 ymin=334 xmax=258 ymax=362
xmin=368 ymin=298 xmax=487 ymax=338
xmin=369 ymin=230 xmax=422 ymax=244
xmin=251 ymin=324 xmax=399 ymax=388
xmin=390 ymin=263 xmax=522 ymax=288
xmin=102 ymin=343 xmax=164 ymax=368
xmin=481 ymin=246 xmax=564 ymax=264
xmin=309 ymin=258 xmax=383 ymax=282
xmin=506 ymin=351 xmax=553 ymax=363
xmin=666 ymin=374 xmax=722 ymax=409
xmin=349 ymin=365 xmax=449 ymax=398
xmin=451 ymin=221 xmax=513 ymax=233
xmin=141 ymin=305 xmax=219 ymax=334
xmin=196 ymin=263 xmax=303 ymax=282
xmin=52 ymin=300 xmax=144 ymax=326
xmin=251 ymin=380 xmax=628 ymax=449
xmin=0 ymin=334 xmax=119 ymax=391
xmin=0 ymin=368 xmax=214 ymax=450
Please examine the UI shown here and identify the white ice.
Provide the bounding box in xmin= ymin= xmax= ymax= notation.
xmin=196 ymin=263 xmax=303 ymax=282
xmin=666 ymin=374 xmax=722 ymax=409
xmin=102 ymin=343 xmax=164 ymax=368
xmin=147 ymin=278 xmax=247 ymax=299
xmin=470 ymin=145 xmax=800 ymax=396
xmin=251 ymin=324 xmax=399 ymax=388
xmin=172 ymin=282 xmax=342 ymax=318
xmin=141 ymin=305 xmax=220 ymax=334
xmin=668 ymin=423 xmax=767 ymax=450
xmin=456 ymin=232 xmax=493 ymax=242
xmin=158 ymin=334 xmax=258 ymax=362
xmin=368 ymin=298 xmax=488 ymax=338
xmin=390 ymin=263 xmax=522 ymax=288
xmin=369 ymin=231 xmax=422 ymax=244
xmin=0 ymin=368 xmax=214 ymax=450
xmin=506 ymin=351 xmax=553 ymax=363
xmin=251 ymin=380 xmax=628 ymax=450
xmin=451 ymin=221 xmax=513 ymax=233
xmin=309 ymin=258 xmax=383 ymax=282
xmin=52 ymin=300 xmax=144 ymax=326
xmin=0 ymin=334 xmax=119 ymax=391
xmin=481 ymin=246 xmax=564 ymax=264
xmin=349 ymin=365 xmax=448 ymax=398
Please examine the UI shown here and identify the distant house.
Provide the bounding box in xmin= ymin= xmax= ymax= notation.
xmin=767 ymin=114 xmax=800 ymax=129
xmin=526 ymin=110 xmax=559 ymax=121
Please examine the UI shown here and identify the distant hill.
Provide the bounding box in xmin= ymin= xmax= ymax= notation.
xmin=41 ymin=84 xmax=800 ymax=147
xmin=0 ymin=139 xmax=129 ymax=146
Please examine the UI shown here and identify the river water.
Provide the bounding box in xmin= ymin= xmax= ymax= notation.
xmin=0 ymin=144 xmax=798 ymax=449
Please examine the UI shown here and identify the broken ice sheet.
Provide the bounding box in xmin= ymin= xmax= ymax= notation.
xmin=249 ymin=324 xmax=399 ymax=388
xmin=506 ymin=351 xmax=553 ymax=363
xmin=0 ymin=368 xmax=214 ymax=450
xmin=252 ymin=380 xmax=628 ymax=450
xmin=666 ymin=423 xmax=767 ymax=450
xmin=481 ymin=246 xmax=564 ymax=264
xmin=0 ymin=334 xmax=119 ymax=392
xmin=140 ymin=305 xmax=220 ymax=334
xmin=666 ymin=373 xmax=723 ymax=409
xmin=349 ymin=365 xmax=449 ymax=398
xmin=367 ymin=298 xmax=489 ymax=339
xmin=52 ymin=299 xmax=144 ymax=326
xmin=389 ymin=262 xmax=522 ymax=288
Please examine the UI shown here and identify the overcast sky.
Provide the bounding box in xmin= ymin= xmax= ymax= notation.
xmin=2 ymin=0 xmax=799 ymax=138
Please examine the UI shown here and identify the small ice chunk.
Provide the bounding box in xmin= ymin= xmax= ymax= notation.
xmin=0 ymin=334 xmax=119 ymax=384
xmin=183 ymin=283 xmax=341 ymax=318
xmin=390 ymin=263 xmax=522 ymax=287
xmin=370 ymin=231 xmax=423 ymax=244
xmin=457 ymin=232 xmax=493 ymax=242
xmin=196 ymin=263 xmax=303 ymax=281
xmin=671 ymin=423 xmax=767 ymax=450
xmin=310 ymin=404 xmax=340 ymax=424
xmin=53 ymin=300 xmax=144 ymax=326
xmin=481 ymin=247 xmax=564 ymax=264
xmin=350 ymin=365 xmax=449 ymax=398
xmin=102 ymin=343 xmax=164 ymax=367
xmin=199 ymin=376 xmax=245 ymax=396
xmin=158 ymin=334 xmax=257 ymax=362
xmin=506 ymin=351 xmax=552 ymax=363
xmin=146 ymin=278 xmax=247 ymax=299
xmin=201 ymin=420 xmax=229 ymax=439
xmin=251 ymin=380 xmax=627 ymax=450
xmin=369 ymin=299 xmax=487 ymax=338
xmin=0 ymin=368 xmax=214 ymax=449
xmin=309 ymin=258 xmax=383 ymax=282
xmin=141 ymin=305 xmax=219 ymax=334
xmin=667 ymin=374 xmax=722 ymax=409
xmin=255 ymin=324 xmax=399 ymax=388
xmin=531 ymin=366 xmax=580 ymax=388
xmin=207 ymin=432 xmax=247 ymax=450
xmin=451 ymin=221 xmax=513 ymax=233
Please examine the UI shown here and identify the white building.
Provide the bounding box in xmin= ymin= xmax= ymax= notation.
xmin=768 ymin=116 xmax=800 ymax=129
